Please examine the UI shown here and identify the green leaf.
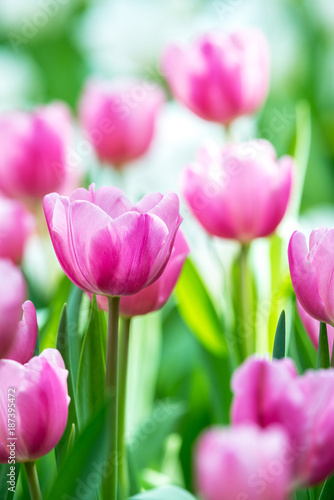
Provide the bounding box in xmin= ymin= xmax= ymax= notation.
xmin=47 ymin=400 xmax=111 ymax=500
xmin=56 ymin=305 xmax=79 ymax=467
xmin=317 ymin=323 xmax=330 ymax=369
xmin=130 ymin=400 xmax=186 ymax=471
xmin=176 ymin=259 xmax=226 ymax=356
xmin=319 ymin=474 xmax=334 ymax=500
xmin=273 ymin=310 xmax=286 ymax=359
xmin=66 ymin=285 xmax=84 ymax=389
xmin=0 ymin=463 xmax=20 ymax=500
xmin=76 ymin=296 xmax=106 ymax=428
xmin=288 ymin=303 xmax=317 ymax=373
xmin=130 ymin=486 xmax=197 ymax=500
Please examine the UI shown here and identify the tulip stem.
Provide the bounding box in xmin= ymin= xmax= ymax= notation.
xmin=25 ymin=462 xmax=42 ymax=500
xmin=239 ymin=243 xmax=254 ymax=358
xmin=118 ymin=316 xmax=131 ymax=499
xmin=105 ymin=296 xmax=121 ymax=500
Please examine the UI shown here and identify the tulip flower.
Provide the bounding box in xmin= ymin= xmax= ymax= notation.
xmin=182 ymin=140 xmax=293 ymax=242
xmin=297 ymin=299 xmax=334 ymax=354
xmin=0 ymin=259 xmax=26 ymax=358
xmin=288 ymin=228 xmax=334 ymax=326
xmin=0 ymin=348 xmax=69 ymax=463
xmin=79 ymin=78 xmax=165 ymax=167
xmin=0 ymin=196 xmax=35 ymax=264
xmin=4 ymin=300 xmax=38 ymax=364
xmin=232 ymin=355 xmax=334 ymax=486
xmin=96 ymin=230 xmax=189 ymax=316
xmin=0 ymin=102 xmax=71 ymax=199
xmin=162 ymin=29 xmax=270 ymax=124
xmin=196 ymin=425 xmax=292 ymax=500
xmin=43 ymin=184 xmax=182 ymax=297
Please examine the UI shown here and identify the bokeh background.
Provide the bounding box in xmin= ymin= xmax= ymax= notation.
xmin=1 ymin=0 xmax=334 ymax=494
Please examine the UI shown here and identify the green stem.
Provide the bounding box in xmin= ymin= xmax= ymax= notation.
xmin=25 ymin=462 xmax=42 ymax=500
xmin=118 ymin=317 xmax=131 ymax=499
xmin=104 ymin=296 xmax=121 ymax=500
xmin=239 ymin=243 xmax=254 ymax=358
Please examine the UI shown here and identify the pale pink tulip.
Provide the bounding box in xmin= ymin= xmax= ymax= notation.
xmin=163 ymin=29 xmax=270 ymax=124
xmin=79 ymin=78 xmax=165 ymax=167
xmin=0 ymin=103 xmax=71 ymax=199
xmin=196 ymin=425 xmax=292 ymax=500
xmin=0 ymin=349 xmax=69 ymax=463
xmin=182 ymin=140 xmax=293 ymax=242
xmin=44 ymin=184 xmax=182 ymax=297
xmin=289 ymin=228 xmax=334 ymax=326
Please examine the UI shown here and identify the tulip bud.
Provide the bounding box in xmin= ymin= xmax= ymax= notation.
xmin=43 ymin=184 xmax=182 ymax=297
xmin=0 ymin=102 xmax=72 ymax=200
xmin=79 ymin=78 xmax=165 ymax=168
xmin=0 ymin=196 xmax=35 ymax=264
xmin=163 ymin=29 xmax=270 ymax=124
xmin=195 ymin=425 xmax=292 ymax=500
xmin=288 ymin=228 xmax=334 ymax=326
xmin=182 ymin=140 xmax=293 ymax=242
xmin=0 ymin=349 xmax=70 ymax=463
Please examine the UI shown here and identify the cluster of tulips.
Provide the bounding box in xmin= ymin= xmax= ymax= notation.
xmin=0 ymin=25 xmax=334 ymax=500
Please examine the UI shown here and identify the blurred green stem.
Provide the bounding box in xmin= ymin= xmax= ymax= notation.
xmin=105 ymin=296 xmax=120 ymax=500
xmin=25 ymin=462 xmax=42 ymax=500
xmin=239 ymin=243 xmax=254 ymax=358
xmin=118 ymin=317 xmax=131 ymax=499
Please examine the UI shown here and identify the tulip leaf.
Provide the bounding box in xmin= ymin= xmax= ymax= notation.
xmin=272 ymin=310 xmax=286 ymax=359
xmin=66 ymin=285 xmax=84 ymax=388
xmin=76 ymin=295 xmax=106 ymax=428
xmin=318 ymin=475 xmax=334 ymax=500
xmin=175 ymin=259 xmax=227 ymax=356
xmin=55 ymin=304 xmax=79 ymax=468
xmin=316 ymin=323 xmax=330 ymax=370
xmin=130 ymin=400 xmax=186 ymax=471
xmin=47 ymin=399 xmax=111 ymax=500
xmin=130 ymin=486 xmax=196 ymax=499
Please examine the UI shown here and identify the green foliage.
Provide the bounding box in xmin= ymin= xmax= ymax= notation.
xmin=273 ymin=310 xmax=286 ymax=359
xmin=130 ymin=486 xmax=197 ymax=499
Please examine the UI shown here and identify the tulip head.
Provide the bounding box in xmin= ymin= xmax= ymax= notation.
xmin=44 ymin=184 xmax=182 ymax=297
xmin=0 ymin=102 xmax=72 ymax=200
xmin=195 ymin=425 xmax=292 ymax=500
xmin=289 ymin=228 xmax=334 ymax=326
xmin=182 ymin=140 xmax=293 ymax=242
xmin=297 ymin=299 xmax=334 ymax=354
xmin=79 ymin=78 xmax=165 ymax=167
xmin=0 ymin=349 xmax=69 ymax=463
xmin=163 ymin=28 xmax=270 ymax=124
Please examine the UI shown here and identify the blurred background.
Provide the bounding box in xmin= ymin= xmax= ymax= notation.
xmin=1 ymin=0 xmax=334 ymax=494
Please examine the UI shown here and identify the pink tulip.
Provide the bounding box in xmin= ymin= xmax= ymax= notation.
xmin=0 ymin=102 xmax=71 ymax=199
xmin=232 ymin=356 xmax=334 ymax=486
xmin=96 ymin=230 xmax=189 ymax=316
xmin=182 ymin=140 xmax=293 ymax=242
xmin=43 ymin=184 xmax=182 ymax=297
xmin=297 ymin=299 xmax=334 ymax=354
xmin=0 ymin=349 xmax=69 ymax=463
xmin=0 ymin=196 xmax=35 ymax=264
xmin=4 ymin=300 xmax=38 ymax=364
xmin=0 ymin=259 xmax=26 ymax=358
xmin=288 ymin=228 xmax=334 ymax=326
xmin=79 ymin=78 xmax=165 ymax=167
xmin=196 ymin=425 xmax=292 ymax=500
xmin=162 ymin=29 xmax=270 ymax=124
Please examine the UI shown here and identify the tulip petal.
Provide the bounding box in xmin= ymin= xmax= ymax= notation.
xmin=5 ymin=301 xmax=38 ymax=364
xmin=311 ymin=229 xmax=334 ymax=324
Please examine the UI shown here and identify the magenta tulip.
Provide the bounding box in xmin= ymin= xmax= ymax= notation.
xmin=79 ymin=78 xmax=165 ymax=167
xmin=96 ymin=230 xmax=189 ymax=316
xmin=196 ymin=425 xmax=292 ymax=500
xmin=0 ymin=259 xmax=26 ymax=358
xmin=0 ymin=196 xmax=34 ymax=264
xmin=162 ymin=29 xmax=270 ymax=124
xmin=0 ymin=103 xmax=71 ymax=199
xmin=288 ymin=228 xmax=334 ymax=326
xmin=0 ymin=349 xmax=69 ymax=463
xmin=4 ymin=300 xmax=38 ymax=364
xmin=182 ymin=140 xmax=293 ymax=242
xmin=44 ymin=184 xmax=182 ymax=297
xmin=297 ymin=299 xmax=334 ymax=354
xmin=232 ymin=356 xmax=334 ymax=485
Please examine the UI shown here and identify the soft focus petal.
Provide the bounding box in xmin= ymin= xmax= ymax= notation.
xmin=5 ymin=301 xmax=38 ymax=364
